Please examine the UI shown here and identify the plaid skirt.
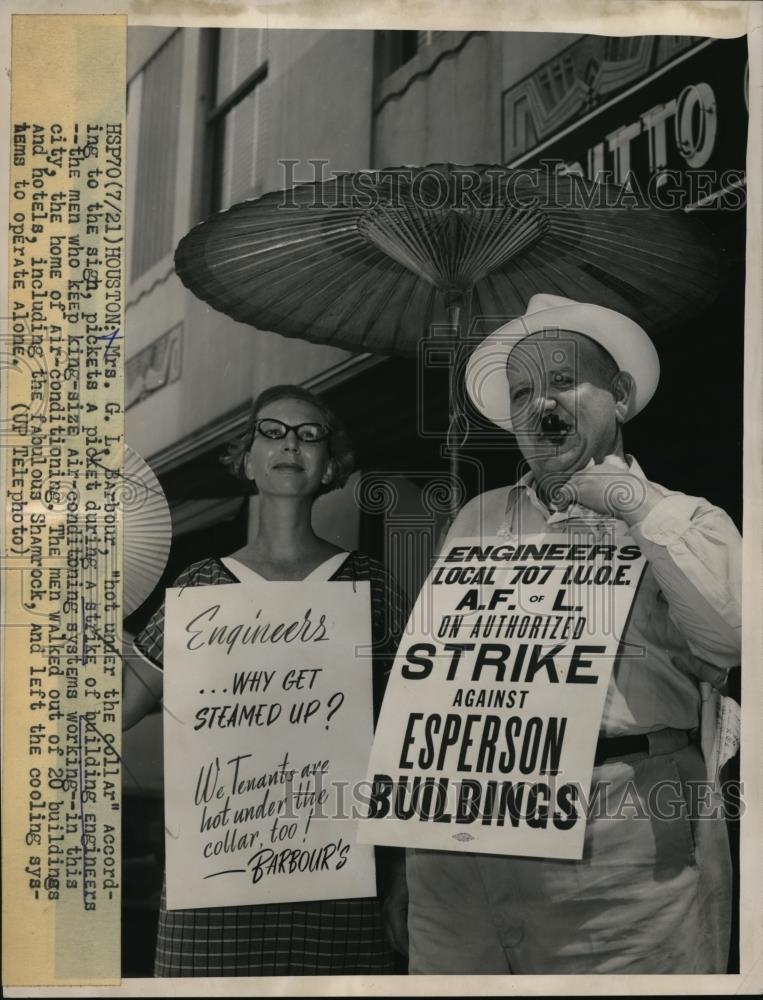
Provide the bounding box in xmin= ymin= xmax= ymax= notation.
xmin=154 ymin=883 xmax=395 ymax=977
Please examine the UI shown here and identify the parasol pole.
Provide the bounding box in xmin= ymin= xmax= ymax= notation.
xmin=444 ymin=287 xmax=473 ymax=525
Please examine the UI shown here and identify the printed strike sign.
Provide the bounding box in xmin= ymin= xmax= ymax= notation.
xmin=163 ymin=581 xmax=374 ymax=909
xmin=360 ymin=529 xmax=646 ymax=859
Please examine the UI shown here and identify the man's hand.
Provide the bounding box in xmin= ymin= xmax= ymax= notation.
xmin=560 ymin=454 xmax=661 ymax=525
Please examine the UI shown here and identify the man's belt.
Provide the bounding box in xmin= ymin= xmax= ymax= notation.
xmin=594 ymin=728 xmax=693 ymax=767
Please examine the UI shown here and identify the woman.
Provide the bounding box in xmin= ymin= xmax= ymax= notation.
xmin=123 ymin=384 xmax=408 ymax=976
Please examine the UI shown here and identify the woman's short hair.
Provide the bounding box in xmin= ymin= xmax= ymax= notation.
xmin=222 ymin=384 xmax=355 ymax=496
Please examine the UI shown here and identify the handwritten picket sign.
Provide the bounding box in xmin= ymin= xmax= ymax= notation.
xmin=163 ymin=580 xmax=374 ymax=909
xmin=359 ymin=528 xmax=647 ymax=860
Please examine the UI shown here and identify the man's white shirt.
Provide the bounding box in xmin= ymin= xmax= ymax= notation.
xmin=442 ymin=457 xmax=742 ymax=737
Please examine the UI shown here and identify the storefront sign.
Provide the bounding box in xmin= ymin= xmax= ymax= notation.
xmin=504 ymin=36 xmax=748 ymax=209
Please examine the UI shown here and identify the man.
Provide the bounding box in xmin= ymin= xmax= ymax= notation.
xmin=406 ymin=294 xmax=741 ymax=974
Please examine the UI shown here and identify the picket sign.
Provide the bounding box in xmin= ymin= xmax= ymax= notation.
xmin=359 ymin=529 xmax=647 ymax=860
xmin=163 ymin=576 xmax=374 ymax=909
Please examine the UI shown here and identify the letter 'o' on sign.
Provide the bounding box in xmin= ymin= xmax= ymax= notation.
xmin=674 ymin=82 xmax=717 ymax=168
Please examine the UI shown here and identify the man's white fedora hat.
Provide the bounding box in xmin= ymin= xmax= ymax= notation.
xmin=465 ymin=293 xmax=660 ymax=431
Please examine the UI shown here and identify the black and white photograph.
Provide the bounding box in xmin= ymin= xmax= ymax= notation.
xmin=1 ymin=2 xmax=761 ymax=994
xmin=119 ymin=17 xmax=751 ymax=981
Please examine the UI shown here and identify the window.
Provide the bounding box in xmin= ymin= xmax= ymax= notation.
xmin=536 ymin=54 xmax=578 ymax=111
xmin=417 ymin=30 xmax=444 ymax=48
xmin=562 ymin=54 xmax=576 ymax=88
xmin=537 ymin=68 xmax=555 ymax=109
xmin=604 ymin=36 xmax=642 ymax=62
xmin=375 ymin=31 xmax=421 ymax=79
xmin=206 ymin=29 xmax=268 ymax=213
xmin=511 ymin=95 xmax=538 ymax=155
xmin=130 ymin=31 xmax=183 ymax=281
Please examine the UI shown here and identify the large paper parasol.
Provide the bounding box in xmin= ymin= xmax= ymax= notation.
xmin=175 ymin=163 xmax=724 ymax=510
xmin=123 ymin=446 xmax=172 ymax=617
